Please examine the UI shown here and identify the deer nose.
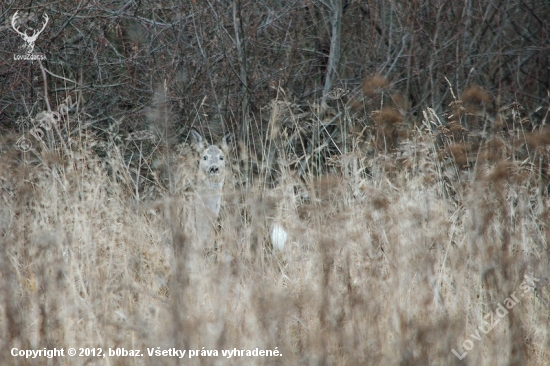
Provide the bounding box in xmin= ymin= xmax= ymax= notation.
xmin=208 ymin=166 xmax=219 ymax=174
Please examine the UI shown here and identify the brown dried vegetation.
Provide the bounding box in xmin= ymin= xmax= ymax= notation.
xmin=1 ymin=0 xmax=550 ymax=365
xmin=2 ymin=93 xmax=547 ymax=366
xmin=362 ymin=74 xmax=390 ymax=97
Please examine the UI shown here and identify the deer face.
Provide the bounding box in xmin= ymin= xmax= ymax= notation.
xmin=189 ymin=129 xmax=233 ymax=187
xmin=199 ymin=145 xmax=226 ymax=183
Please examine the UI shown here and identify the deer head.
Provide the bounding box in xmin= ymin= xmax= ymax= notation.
xmin=11 ymin=11 xmax=49 ymax=55
xmin=190 ymin=129 xmax=233 ymax=189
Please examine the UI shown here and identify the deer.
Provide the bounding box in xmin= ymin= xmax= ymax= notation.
xmin=181 ymin=128 xmax=289 ymax=254
xmin=188 ymin=128 xmax=233 ymax=249
xmin=11 ymin=11 xmax=49 ymax=55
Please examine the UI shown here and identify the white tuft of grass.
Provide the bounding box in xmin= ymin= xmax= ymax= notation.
xmin=271 ymin=222 xmax=288 ymax=251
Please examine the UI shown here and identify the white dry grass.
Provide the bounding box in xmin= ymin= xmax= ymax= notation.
xmin=270 ymin=223 xmax=288 ymax=251
xmin=0 ymin=112 xmax=549 ymax=366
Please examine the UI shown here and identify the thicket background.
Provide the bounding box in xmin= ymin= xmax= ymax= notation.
xmin=0 ymin=1 xmax=549 ymax=365
xmin=1 ymin=0 xmax=548 ymax=139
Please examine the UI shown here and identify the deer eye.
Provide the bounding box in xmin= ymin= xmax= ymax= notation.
xmin=219 ymin=156 xmax=224 ymax=160
xmin=203 ymin=156 xmax=208 ymax=160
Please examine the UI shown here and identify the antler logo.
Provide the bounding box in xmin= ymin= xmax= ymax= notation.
xmin=11 ymin=11 xmax=49 ymax=56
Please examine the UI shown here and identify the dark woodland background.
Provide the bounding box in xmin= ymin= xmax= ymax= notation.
xmin=1 ymin=0 xmax=548 ymax=160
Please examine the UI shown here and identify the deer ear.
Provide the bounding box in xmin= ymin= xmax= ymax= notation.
xmin=189 ymin=128 xmax=204 ymax=152
xmin=221 ymin=132 xmax=234 ymax=152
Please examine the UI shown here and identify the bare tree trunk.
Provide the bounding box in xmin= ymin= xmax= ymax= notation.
xmin=321 ymin=0 xmax=342 ymax=111
xmin=233 ymin=0 xmax=251 ymax=184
